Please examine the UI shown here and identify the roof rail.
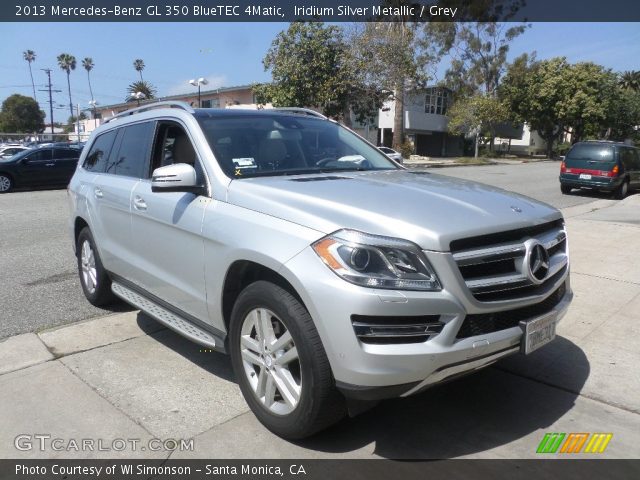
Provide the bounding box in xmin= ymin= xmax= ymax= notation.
xmin=270 ymin=107 xmax=327 ymax=119
xmin=104 ymin=101 xmax=195 ymax=123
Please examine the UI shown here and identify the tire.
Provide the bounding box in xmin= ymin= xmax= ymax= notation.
xmin=614 ymin=179 xmax=629 ymax=200
xmin=229 ymin=280 xmax=346 ymax=439
xmin=76 ymin=227 xmax=116 ymax=306
xmin=560 ymin=184 xmax=572 ymax=195
xmin=0 ymin=174 xmax=13 ymax=193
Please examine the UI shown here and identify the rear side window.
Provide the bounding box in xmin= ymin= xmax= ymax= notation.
xmin=53 ymin=149 xmax=80 ymax=159
xmin=107 ymin=122 xmax=153 ymax=178
xmin=566 ymin=144 xmax=615 ymax=162
xmin=84 ymin=130 xmax=118 ymax=172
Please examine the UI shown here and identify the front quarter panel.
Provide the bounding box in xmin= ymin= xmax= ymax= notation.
xmin=202 ymin=200 xmax=324 ymax=332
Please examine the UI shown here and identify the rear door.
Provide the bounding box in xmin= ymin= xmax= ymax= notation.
xmin=564 ymin=143 xmax=617 ymax=174
xmin=91 ymin=122 xmax=153 ymax=279
xmin=52 ymin=148 xmax=81 ymax=184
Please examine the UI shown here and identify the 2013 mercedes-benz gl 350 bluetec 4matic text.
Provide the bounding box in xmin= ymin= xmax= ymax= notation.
xmin=69 ymin=102 xmax=572 ymax=438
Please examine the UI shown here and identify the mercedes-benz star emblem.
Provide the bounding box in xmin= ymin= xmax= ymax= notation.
xmin=528 ymin=242 xmax=550 ymax=283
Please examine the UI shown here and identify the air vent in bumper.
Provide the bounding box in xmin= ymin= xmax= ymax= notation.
xmin=456 ymin=283 xmax=566 ymax=339
xmin=351 ymin=314 xmax=444 ymax=344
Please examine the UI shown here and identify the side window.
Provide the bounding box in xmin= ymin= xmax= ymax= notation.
xmin=631 ymin=149 xmax=640 ymax=170
xmin=84 ymin=130 xmax=118 ymax=173
xmin=53 ymin=149 xmax=80 ymax=159
xmin=149 ymin=122 xmax=205 ymax=185
xmin=107 ymin=122 xmax=153 ymax=178
xmin=25 ymin=149 xmax=52 ymax=162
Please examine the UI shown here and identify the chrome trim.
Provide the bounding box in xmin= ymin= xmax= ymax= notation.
xmin=105 ymin=101 xmax=195 ymax=123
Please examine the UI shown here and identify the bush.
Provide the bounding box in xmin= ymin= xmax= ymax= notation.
xmin=397 ymin=141 xmax=414 ymax=159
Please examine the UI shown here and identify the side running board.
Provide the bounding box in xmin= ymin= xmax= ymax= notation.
xmin=111 ymin=281 xmax=225 ymax=353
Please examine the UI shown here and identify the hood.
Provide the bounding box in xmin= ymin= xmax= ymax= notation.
xmin=226 ymin=170 xmax=562 ymax=251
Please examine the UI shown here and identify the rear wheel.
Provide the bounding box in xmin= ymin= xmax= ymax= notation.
xmin=76 ymin=227 xmax=116 ymax=306
xmin=560 ymin=184 xmax=572 ymax=195
xmin=0 ymin=174 xmax=13 ymax=193
xmin=614 ymin=179 xmax=629 ymax=200
xmin=229 ymin=281 xmax=346 ymax=439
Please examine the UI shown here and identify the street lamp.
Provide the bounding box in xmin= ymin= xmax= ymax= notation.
xmin=189 ymin=77 xmax=209 ymax=107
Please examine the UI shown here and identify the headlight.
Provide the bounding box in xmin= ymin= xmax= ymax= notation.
xmin=312 ymin=229 xmax=441 ymax=291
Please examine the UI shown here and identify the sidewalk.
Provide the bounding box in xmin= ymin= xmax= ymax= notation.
xmin=1 ymin=196 xmax=639 ymax=459
xmin=403 ymin=156 xmax=552 ymax=168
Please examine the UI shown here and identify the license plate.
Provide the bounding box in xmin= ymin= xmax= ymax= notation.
xmin=579 ymin=173 xmax=592 ymax=180
xmin=520 ymin=313 xmax=557 ymax=355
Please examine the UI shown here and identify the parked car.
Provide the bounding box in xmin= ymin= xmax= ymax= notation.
xmin=560 ymin=141 xmax=640 ymax=199
xmin=378 ymin=146 xmax=403 ymax=163
xmin=69 ymin=102 xmax=572 ymax=439
xmin=0 ymin=145 xmax=30 ymax=159
xmin=0 ymin=147 xmax=81 ymax=193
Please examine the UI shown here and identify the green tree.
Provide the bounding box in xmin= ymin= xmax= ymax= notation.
xmin=57 ymin=53 xmax=77 ymax=119
xmin=437 ymin=21 xmax=528 ymax=98
xmin=254 ymin=22 xmax=356 ymax=123
xmin=23 ymin=50 xmax=37 ymax=101
xmin=126 ymin=80 xmax=156 ymax=102
xmin=618 ymin=70 xmax=640 ymax=92
xmin=447 ymin=94 xmax=511 ymax=157
xmin=602 ymin=84 xmax=640 ymax=142
xmin=133 ymin=59 xmax=145 ymax=81
xmin=0 ymin=94 xmax=45 ymax=133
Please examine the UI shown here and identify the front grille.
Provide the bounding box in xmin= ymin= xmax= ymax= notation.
xmin=457 ymin=283 xmax=566 ymax=339
xmin=351 ymin=314 xmax=444 ymax=344
xmin=451 ymin=220 xmax=568 ymax=302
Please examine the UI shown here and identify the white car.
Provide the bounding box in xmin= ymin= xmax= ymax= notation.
xmin=0 ymin=145 xmax=30 ymax=159
xmin=378 ymin=146 xmax=403 ymax=163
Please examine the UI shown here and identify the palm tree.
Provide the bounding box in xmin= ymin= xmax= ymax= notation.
xmin=619 ymin=71 xmax=640 ymax=92
xmin=23 ymin=50 xmax=37 ymax=101
xmin=126 ymin=80 xmax=156 ymax=103
xmin=133 ymin=59 xmax=145 ymax=81
xmin=57 ymin=53 xmax=77 ymax=120
xmin=82 ymin=57 xmax=96 ymax=116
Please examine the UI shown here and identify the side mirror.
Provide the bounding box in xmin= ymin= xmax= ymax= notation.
xmin=151 ymin=163 xmax=204 ymax=194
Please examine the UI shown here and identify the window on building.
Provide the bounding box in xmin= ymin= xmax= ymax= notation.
xmin=424 ymin=88 xmax=449 ymax=116
xmin=201 ymin=99 xmax=220 ymax=108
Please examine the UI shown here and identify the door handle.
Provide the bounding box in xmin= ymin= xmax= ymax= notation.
xmin=133 ymin=195 xmax=147 ymax=211
xmin=45 ymin=163 xmax=55 ymax=167
xmin=94 ymin=187 xmax=104 ymax=199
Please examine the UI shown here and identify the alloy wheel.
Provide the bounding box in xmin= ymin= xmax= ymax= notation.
xmin=240 ymin=308 xmax=301 ymax=415
xmin=80 ymin=239 xmax=98 ymax=295
xmin=0 ymin=176 xmax=11 ymax=192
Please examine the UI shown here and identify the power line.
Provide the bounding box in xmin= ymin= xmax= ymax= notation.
xmin=39 ymin=69 xmax=62 ymax=135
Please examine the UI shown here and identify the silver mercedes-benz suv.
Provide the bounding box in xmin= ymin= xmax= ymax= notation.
xmin=68 ymin=102 xmax=572 ymax=438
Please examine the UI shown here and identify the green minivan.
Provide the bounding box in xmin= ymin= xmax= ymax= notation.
xmin=560 ymin=141 xmax=640 ymax=199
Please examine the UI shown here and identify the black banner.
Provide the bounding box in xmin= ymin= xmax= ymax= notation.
xmin=0 ymin=460 xmax=639 ymax=480
xmin=2 ymin=0 xmax=640 ymax=22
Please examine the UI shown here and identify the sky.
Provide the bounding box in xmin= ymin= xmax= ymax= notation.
xmin=1 ymin=22 xmax=639 ymax=123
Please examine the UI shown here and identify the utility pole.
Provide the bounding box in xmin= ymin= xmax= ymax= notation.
xmin=39 ymin=69 xmax=62 ymax=137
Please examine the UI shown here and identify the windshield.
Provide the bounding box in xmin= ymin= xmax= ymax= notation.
xmin=566 ymin=144 xmax=615 ymax=162
xmin=197 ymin=113 xmax=399 ymax=178
xmin=0 ymin=148 xmax=31 ymax=162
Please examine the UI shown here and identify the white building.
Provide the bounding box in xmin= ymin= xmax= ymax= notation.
xmin=378 ymin=87 xmax=463 ymax=157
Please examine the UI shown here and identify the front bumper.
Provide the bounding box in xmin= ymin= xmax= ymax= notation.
xmin=282 ymin=246 xmax=572 ymax=398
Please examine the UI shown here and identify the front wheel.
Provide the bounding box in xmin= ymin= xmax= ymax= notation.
xmin=229 ymin=281 xmax=345 ymax=439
